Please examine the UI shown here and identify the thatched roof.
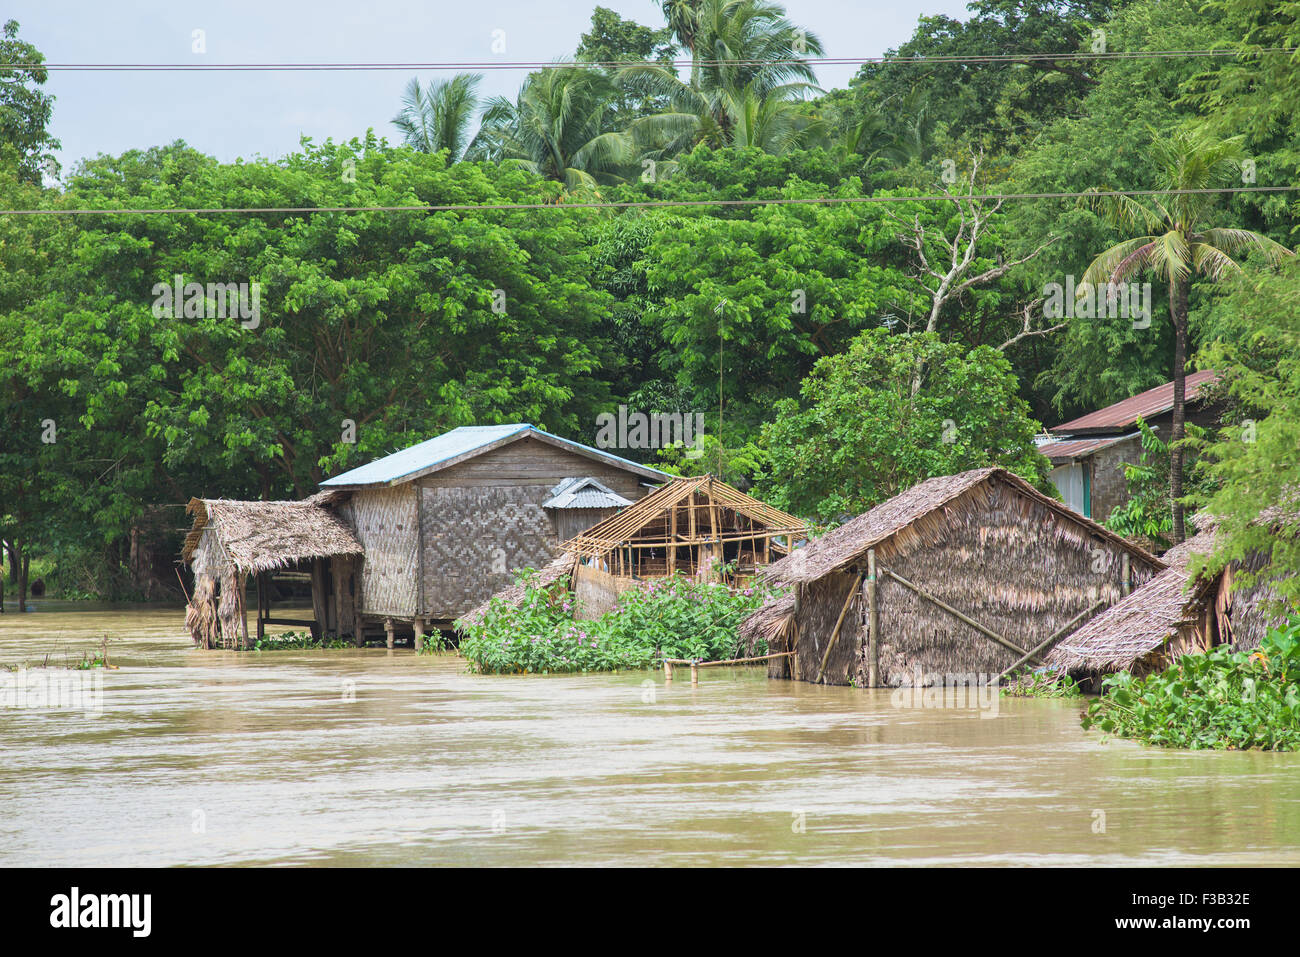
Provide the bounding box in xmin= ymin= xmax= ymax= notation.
xmin=1044 ymin=529 xmax=1217 ymax=674
xmin=457 ymin=551 xmax=577 ymax=628
xmin=740 ymin=468 xmax=1162 ymax=646
xmin=562 ymin=474 xmax=807 ymax=557
xmin=181 ymin=491 xmax=363 ymax=576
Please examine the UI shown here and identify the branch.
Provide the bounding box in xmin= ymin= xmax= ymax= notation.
xmin=998 ymin=299 xmax=1067 ymax=351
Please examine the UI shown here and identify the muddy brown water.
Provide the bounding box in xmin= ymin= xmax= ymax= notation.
xmin=2 ymin=601 xmax=1298 ymax=866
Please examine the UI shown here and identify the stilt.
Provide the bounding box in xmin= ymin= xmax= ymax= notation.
xmin=690 ymin=660 xmax=698 ymax=686
xmin=867 ymin=549 xmax=880 ymax=688
xmin=384 ymin=617 xmax=395 ymax=650
xmin=413 ymin=617 xmax=425 ymax=651
xmin=255 ymin=572 xmax=265 ymax=643
xmin=664 ymin=660 xmax=673 ymax=681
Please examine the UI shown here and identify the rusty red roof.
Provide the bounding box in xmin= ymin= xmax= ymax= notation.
xmin=1052 ymin=370 xmax=1220 ymax=434
xmin=1038 ymin=432 xmax=1140 ymax=462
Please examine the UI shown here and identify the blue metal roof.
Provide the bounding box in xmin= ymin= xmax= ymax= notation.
xmin=320 ymin=424 xmax=669 ymax=488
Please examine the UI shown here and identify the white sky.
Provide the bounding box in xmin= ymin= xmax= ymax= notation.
xmin=13 ymin=0 xmax=974 ymax=171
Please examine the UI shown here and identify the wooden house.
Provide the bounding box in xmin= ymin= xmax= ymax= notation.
xmin=740 ymin=467 xmax=1164 ymax=687
xmin=1038 ymin=370 xmax=1222 ymax=520
xmin=183 ymin=424 xmax=668 ymax=647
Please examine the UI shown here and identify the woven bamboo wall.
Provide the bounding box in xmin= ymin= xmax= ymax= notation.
xmin=342 ymin=487 xmax=419 ymax=617
xmin=419 ymin=484 xmax=557 ymax=620
xmin=416 ymin=438 xmax=655 ymax=621
xmin=572 ymin=563 xmax=638 ymax=619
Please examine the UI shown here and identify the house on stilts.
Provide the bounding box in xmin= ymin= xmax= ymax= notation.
xmin=182 ymin=424 xmax=668 ymax=648
xmin=739 ymin=467 xmax=1164 ymax=687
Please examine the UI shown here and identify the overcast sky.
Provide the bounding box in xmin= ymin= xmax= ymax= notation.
xmin=14 ymin=0 xmax=974 ymax=173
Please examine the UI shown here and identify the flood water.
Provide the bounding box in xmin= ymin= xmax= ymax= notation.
xmin=2 ymin=601 xmax=1298 ymax=867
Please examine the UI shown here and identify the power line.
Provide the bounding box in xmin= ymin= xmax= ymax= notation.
xmin=1 ymin=186 xmax=1295 ymax=217
xmin=0 ymin=48 xmax=1292 ymax=72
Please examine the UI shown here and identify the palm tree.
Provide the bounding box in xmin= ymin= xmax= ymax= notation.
xmin=625 ymin=0 xmax=824 ymax=154
xmin=392 ymin=73 xmax=482 ymax=161
xmin=468 ymin=66 xmax=686 ymax=188
xmin=1079 ymin=127 xmax=1294 ymax=543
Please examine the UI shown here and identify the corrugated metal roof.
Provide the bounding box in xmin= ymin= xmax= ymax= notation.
xmin=542 ymin=477 xmax=633 ymax=510
xmin=320 ymin=424 xmax=669 ymax=488
xmin=1038 ymin=432 xmax=1140 ymax=462
xmin=1052 ymin=370 xmax=1220 ymax=434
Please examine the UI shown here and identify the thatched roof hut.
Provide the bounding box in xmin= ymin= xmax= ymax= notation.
xmin=740 ymin=467 xmax=1164 ymax=687
xmin=181 ymin=492 xmax=363 ymax=575
xmin=1046 ymin=526 xmax=1293 ymax=682
xmin=181 ymin=492 xmax=364 ymax=649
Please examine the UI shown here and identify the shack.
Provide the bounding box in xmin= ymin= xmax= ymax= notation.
xmin=740 ymin=467 xmax=1163 ymax=686
xmin=1046 ymin=527 xmax=1293 ymax=685
xmin=182 ymin=424 xmax=669 ymax=647
xmin=182 ymin=492 xmax=364 ymax=649
xmin=462 ymin=475 xmax=808 ymax=623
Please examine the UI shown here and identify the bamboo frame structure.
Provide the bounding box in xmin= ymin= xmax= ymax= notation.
xmin=561 ymin=475 xmax=807 ymax=582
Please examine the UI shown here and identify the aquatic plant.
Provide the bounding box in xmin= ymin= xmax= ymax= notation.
xmin=455 ymin=570 xmax=769 ymax=675
xmin=1081 ymin=615 xmax=1300 ymax=750
xmin=250 ymin=630 xmax=353 ymax=651
xmin=1002 ymin=668 xmax=1083 ymax=698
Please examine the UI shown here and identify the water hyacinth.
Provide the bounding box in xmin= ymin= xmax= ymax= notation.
xmin=454 ymin=567 xmax=771 ymax=675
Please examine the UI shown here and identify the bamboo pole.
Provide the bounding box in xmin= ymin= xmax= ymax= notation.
xmin=815 ymin=570 xmax=864 ymax=684
xmin=998 ymin=601 xmax=1104 ymax=679
xmin=1121 ymin=552 xmax=1131 ymax=597
xmin=882 ymin=568 xmax=1037 ymax=662
xmin=866 ymin=549 xmax=880 ymax=688
xmin=663 ymin=651 xmax=795 ymax=668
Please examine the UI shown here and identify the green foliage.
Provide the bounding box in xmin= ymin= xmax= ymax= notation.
xmin=0 ymin=19 xmax=60 ymax=184
xmin=391 ymin=74 xmax=482 ymax=161
xmin=1189 ymin=259 xmax=1300 ymax=604
xmin=1103 ymin=417 xmax=1175 ymax=546
xmin=1081 ymin=615 xmax=1300 ymax=750
xmin=759 ymin=329 xmax=1049 ymax=521
xmin=1003 ymin=668 xmax=1084 ymax=698
xmin=453 ymin=568 xmax=769 ymax=674
xmin=251 ymin=630 xmax=353 ymax=651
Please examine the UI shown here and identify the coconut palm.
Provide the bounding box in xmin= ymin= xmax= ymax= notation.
xmin=1079 ymin=127 xmax=1294 ymax=543
xmin=467 ymin=66 xmax=689 ymax=188
xmin=624 ymin=0 xmax=824 ymax=154
xmin=391 ymin=73 xmax=482 ymax=161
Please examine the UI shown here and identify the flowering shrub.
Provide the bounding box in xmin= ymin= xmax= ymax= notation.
xmin=454 ymin=569 xmax=770 ymax=674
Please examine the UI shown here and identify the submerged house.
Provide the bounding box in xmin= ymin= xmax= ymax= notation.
xmin=182 ymin=492 xmax=364 ymax=649
xmin=1038 ymin=370 xmax=1221 ymax=520
xmin=739 ymin=467 xmax=1163 ymax=687
xmin=463 ymin=475 xmax=809 ymax=623
xmin=182 ymin=424 xmax=668 ymax=647
xmin=1046 ymin=526 xmax=1294 ymax=685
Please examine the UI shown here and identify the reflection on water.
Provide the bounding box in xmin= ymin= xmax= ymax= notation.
xmin=2 ymin=601 xmax=1299 ymax=866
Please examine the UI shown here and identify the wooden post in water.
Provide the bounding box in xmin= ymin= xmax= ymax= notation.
xmin=384 ymin=617 xmax=395 ymax=649
xmin=664 ymin=659 xmax=673 ymax=681
xmin=413 ymin=617 xmax=425 ymax=652
xmin=690 ymin=660 xmax=699 ymax=686
xmin=867 ymin=549 xmax=879 ymax=688
xmin=238 ymin=573 xmax=250 ymax=649
xmin=255 ymin=573 xmax=265 ymax=643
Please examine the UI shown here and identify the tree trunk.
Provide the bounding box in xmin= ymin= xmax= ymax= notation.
xmin=6 ymin=541 xmax=17 ymax=583
xmin=1169 ymin=274 xmax=1190 ymax=544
